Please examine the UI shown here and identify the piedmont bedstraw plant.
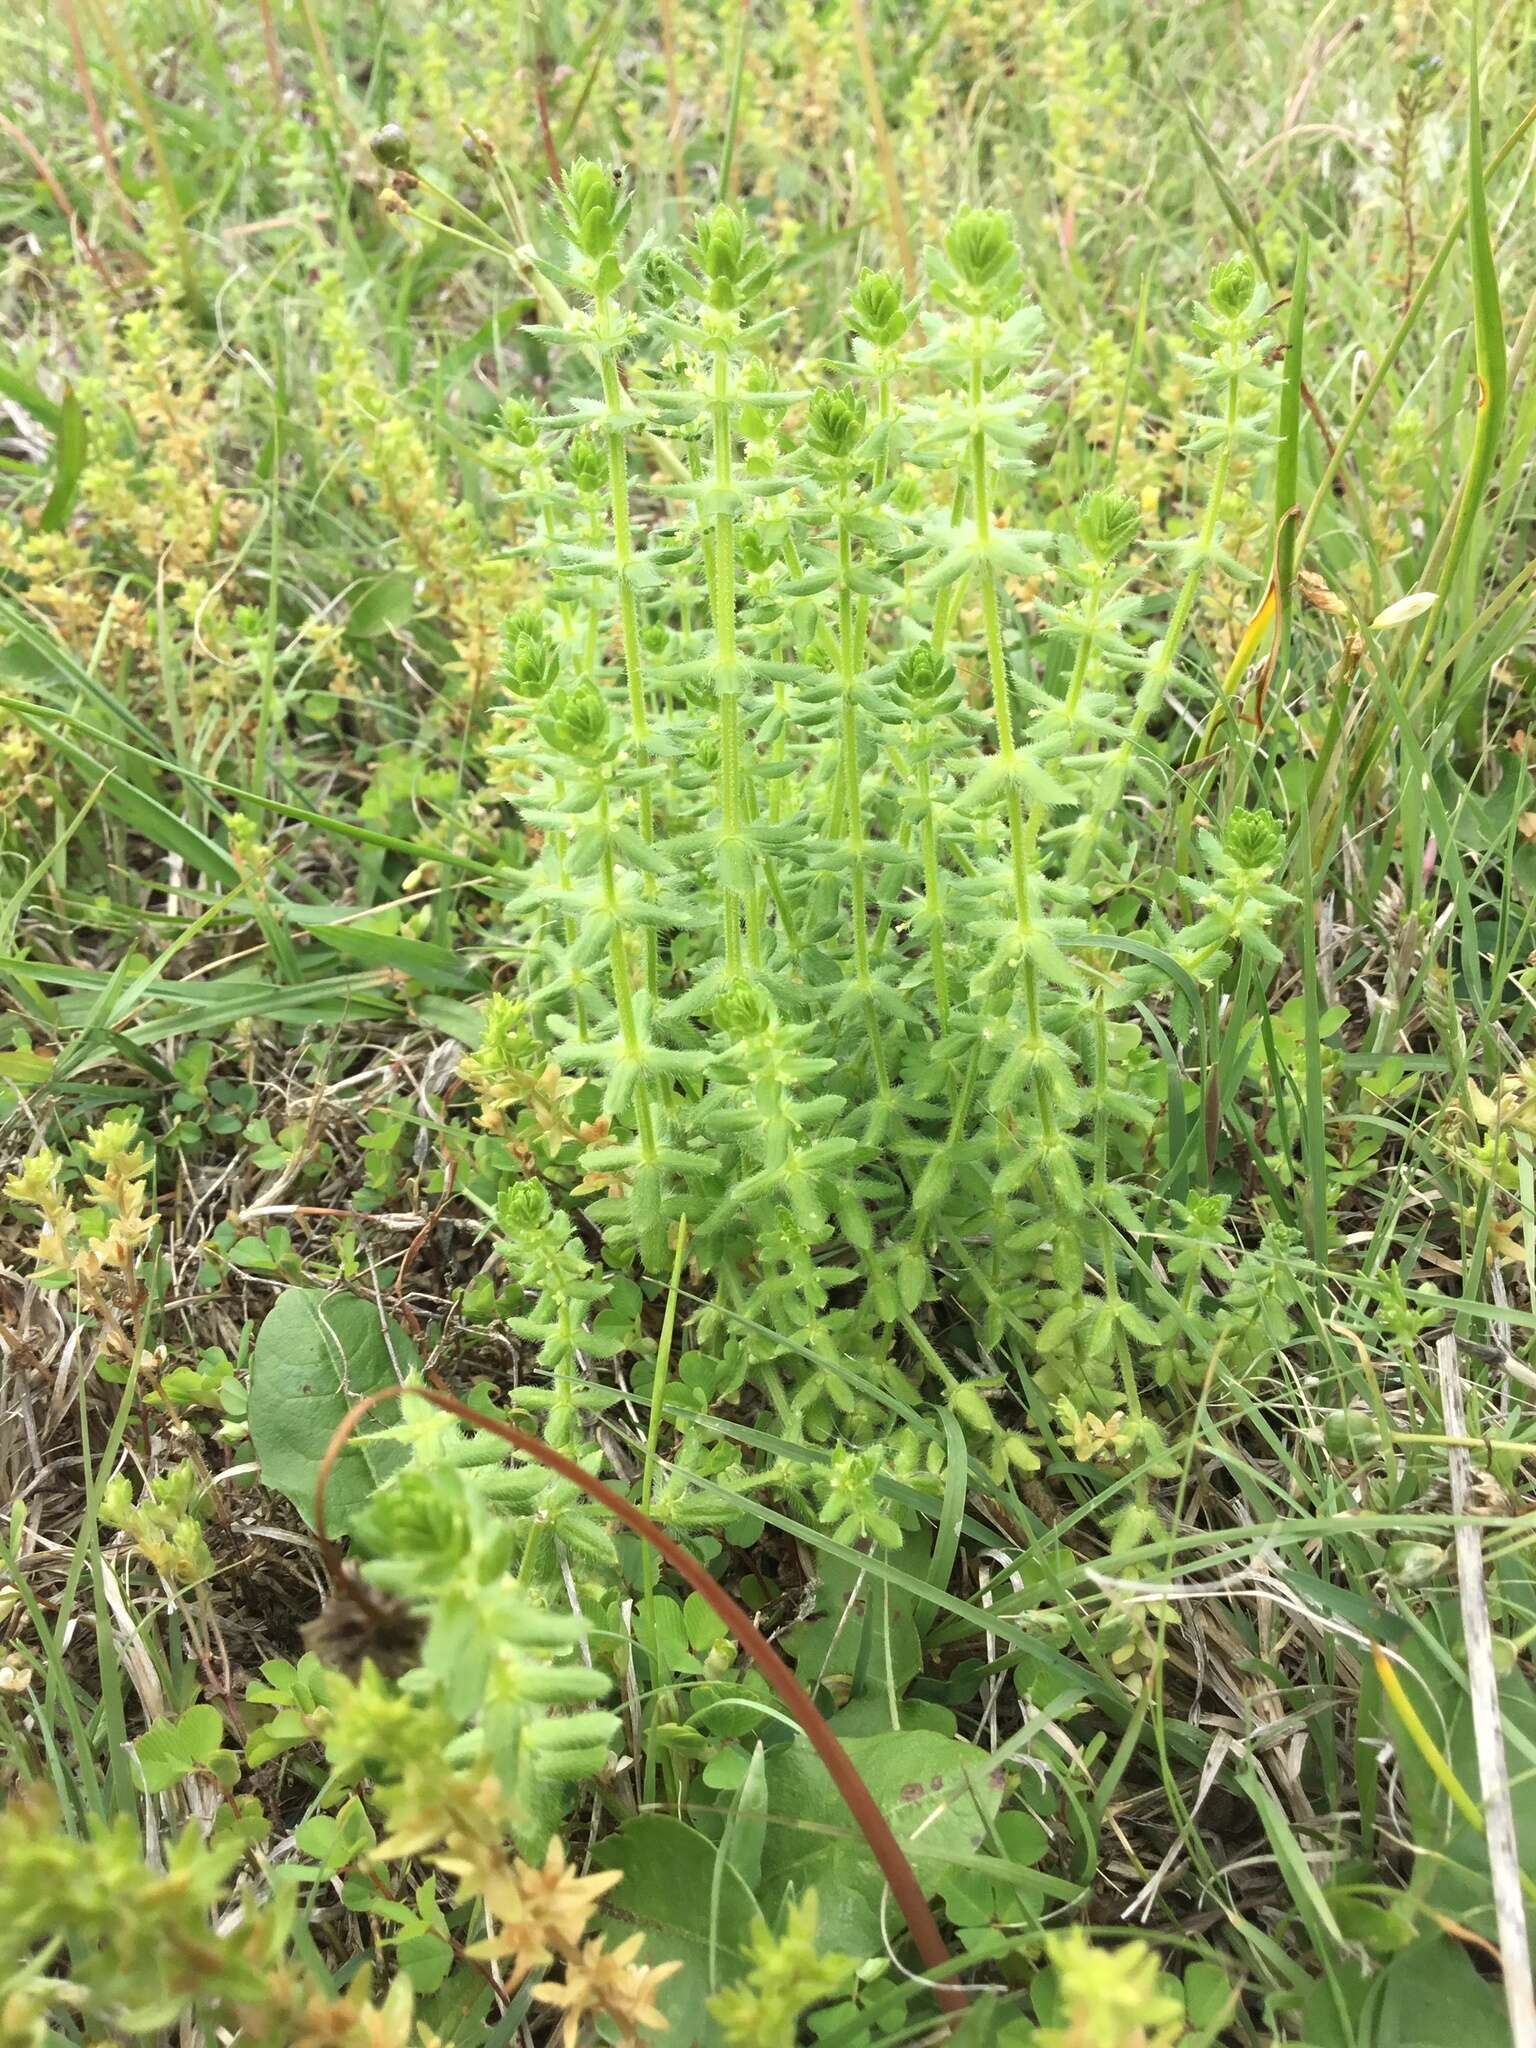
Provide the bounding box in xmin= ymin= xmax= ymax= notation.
xmin=471 ymin=166 xmax=1291 ymax=1511
xmin=660 ymin=203 xmax=785 ymax=982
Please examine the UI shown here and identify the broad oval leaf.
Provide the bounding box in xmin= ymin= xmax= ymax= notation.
xmin=248 ymin=1288 xmax=415 ymax=1532
xmin=759 ymin=1728 xmax=1004 ymax=1954
xmin=347 ymin=570 xmax=416 ymax=638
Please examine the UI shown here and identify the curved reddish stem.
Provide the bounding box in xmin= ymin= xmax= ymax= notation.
xmin=313 ymin=1384 xmax=966 ymax=2018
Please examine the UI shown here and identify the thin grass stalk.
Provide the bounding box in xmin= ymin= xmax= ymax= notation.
xmin=80 ymin=0 xmax=203 ymax=314
xmin=846 ymin=0 xmax=917 ymax=291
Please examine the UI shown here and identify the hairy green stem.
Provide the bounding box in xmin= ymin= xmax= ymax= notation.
xmin=708 ymin=343 xmax=755 ymax=970
xmin=597 ymin=783 xmax=663 ymax=1213
xmin=595 ymin=328 xmax=660 ymax=1002
xmin=970 ymin=350 xmax=1057 ymax=1150
xmin=836 ymin=512 xmax=895 ymax=1104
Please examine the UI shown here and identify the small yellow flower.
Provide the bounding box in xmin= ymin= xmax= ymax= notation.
xmin=466 ymin=1837 xmax=623 ymax=1983
xmin=531 ymin=1930 xmax=681 ymax=2048
xmin=1056 ymin=1397 xmax=1129 ymax=1466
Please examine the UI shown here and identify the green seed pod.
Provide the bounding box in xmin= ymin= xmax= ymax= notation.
xmin=368 ymin=124 xmax=413 ymax=172
xmin=1322 ymin=1410 xmax=1381 ymax=1457
xmin=1385 ymin=1540 xmax=1444 ymax=1587
xmin=1209 ymin=253 xmax=1257 ymax=319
